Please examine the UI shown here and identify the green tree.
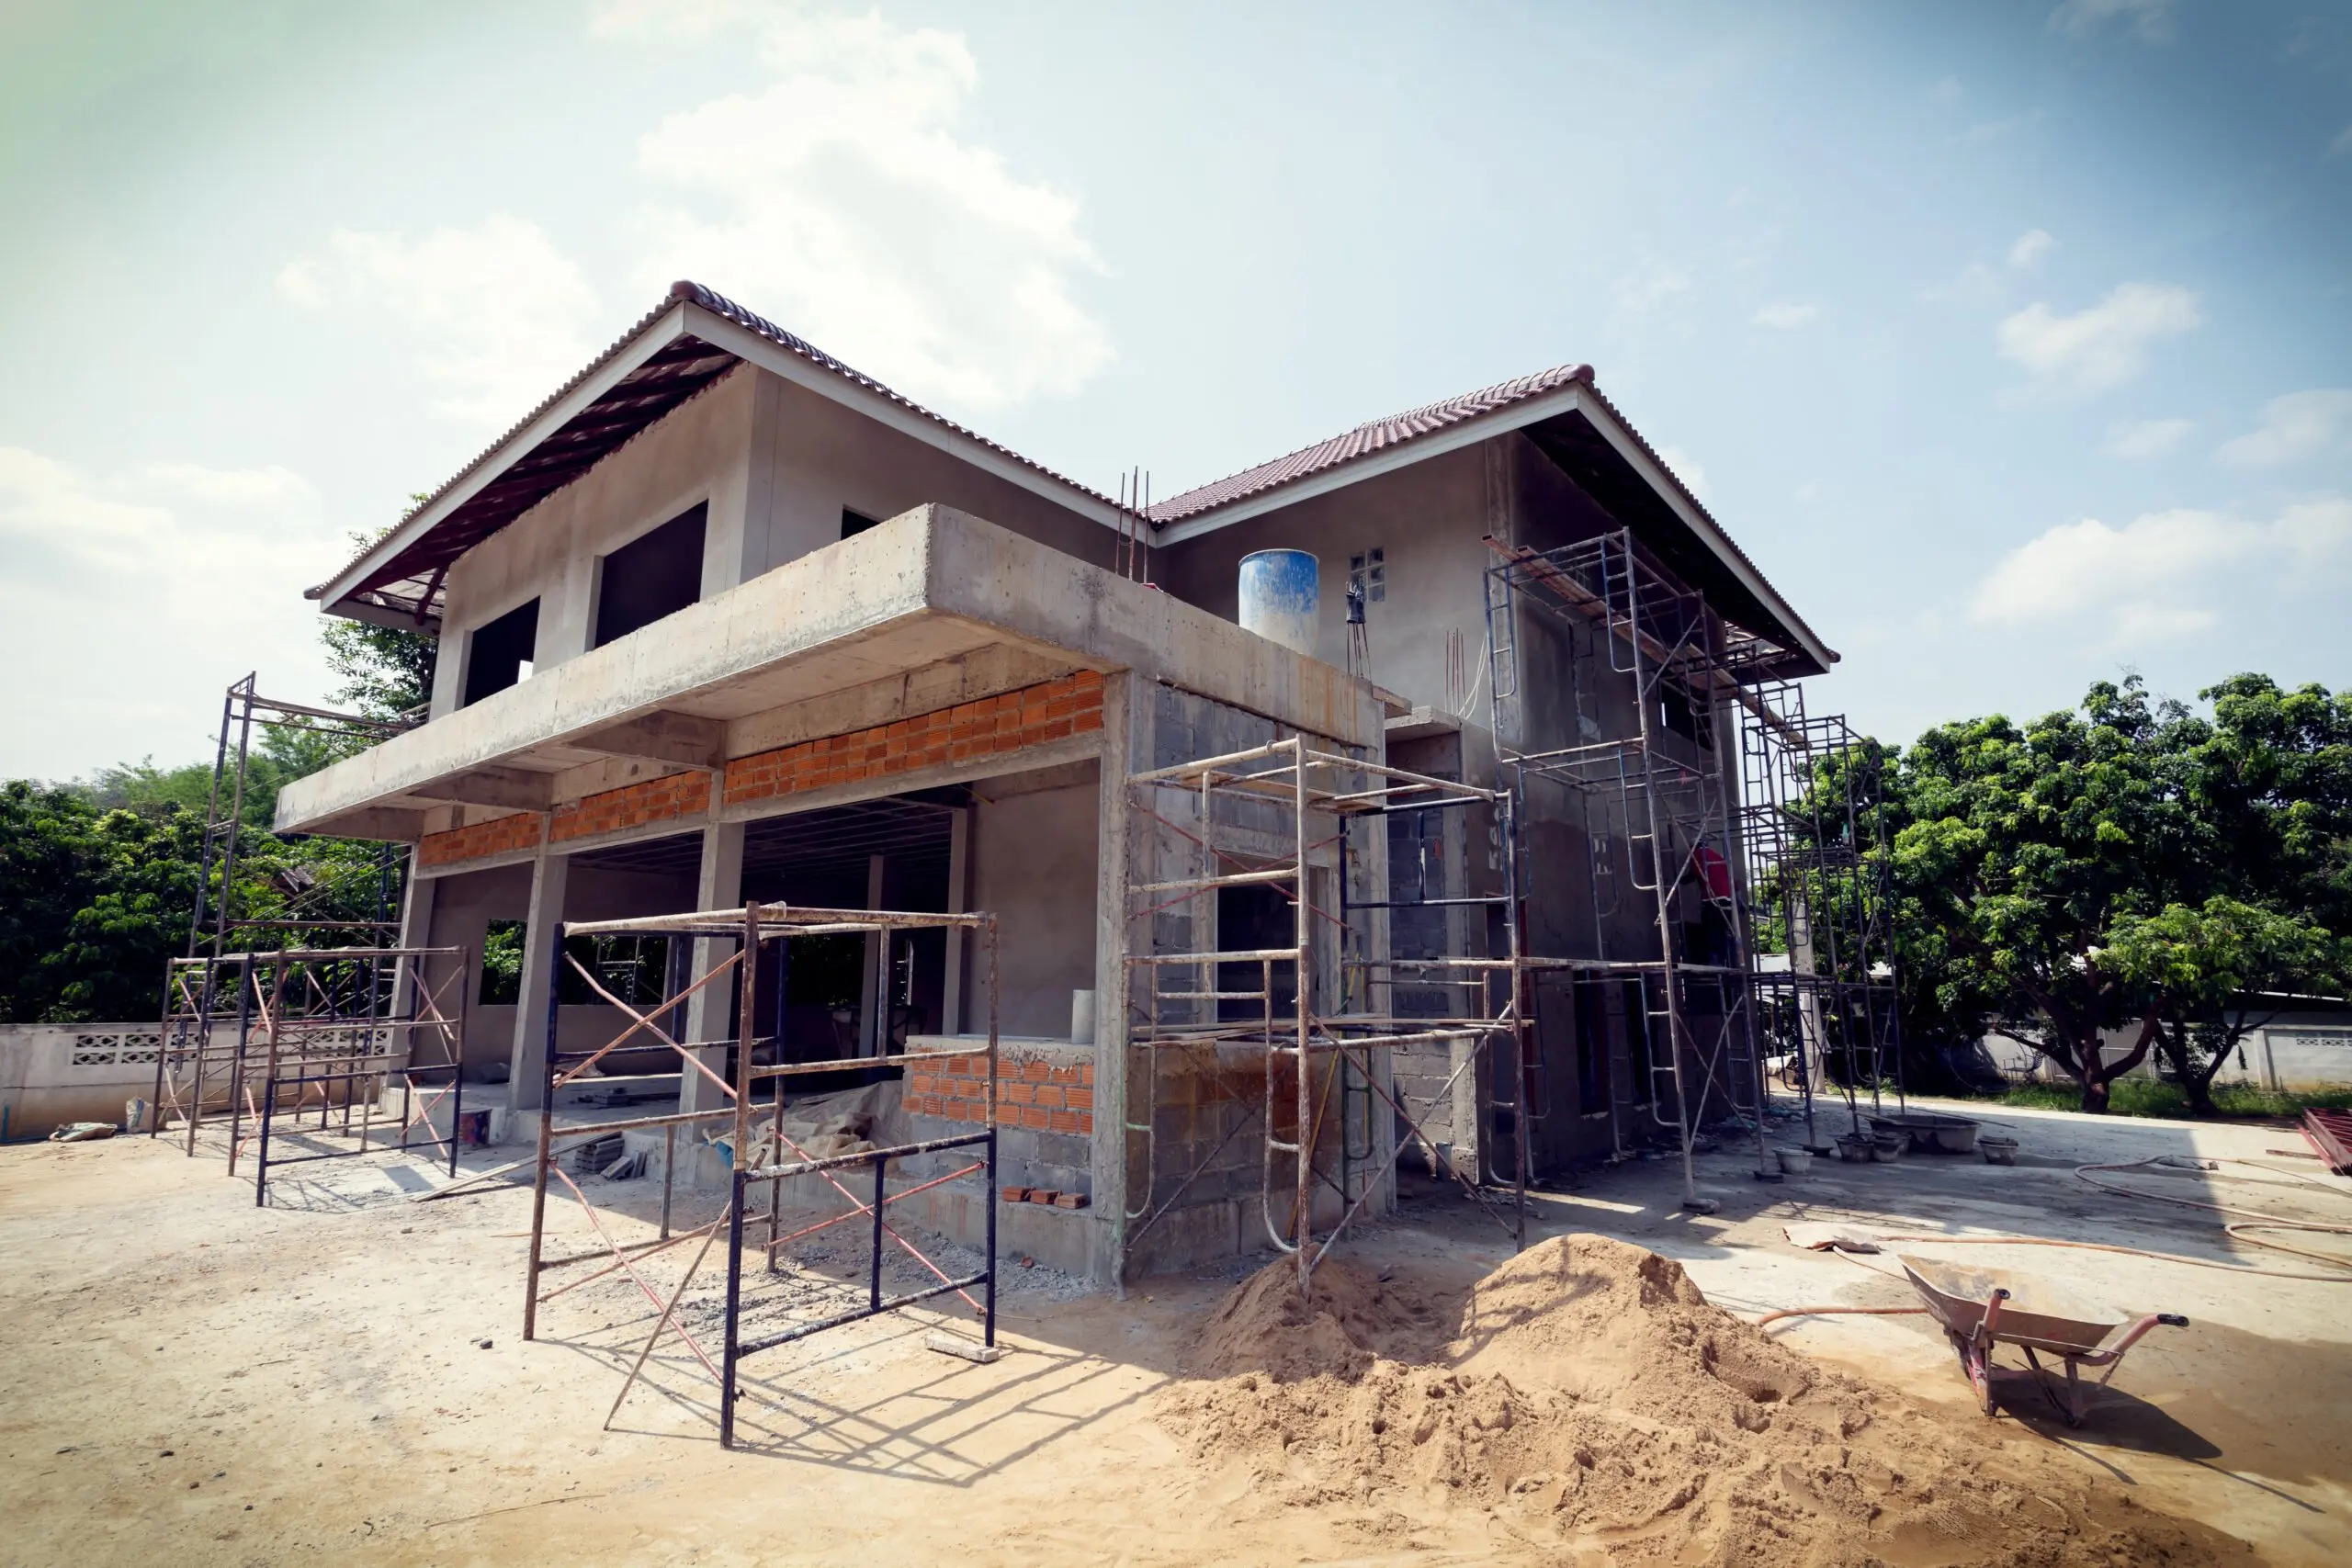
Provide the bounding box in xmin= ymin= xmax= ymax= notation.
xmin=1883 ymin=678 xmax=2200 ymax=1111
xmin=2104 ymin=897 xmax=2347 ymax=1115
xmin=1884 ymin=674 xmax=2349 ymax=1113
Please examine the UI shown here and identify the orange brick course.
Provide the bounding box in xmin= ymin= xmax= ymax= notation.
xmin=549 ymin=770 xmax=710 ymax=844
xmin=418 ymin=811 xmax=543 ymax=869
xmin=723 ymin=671 xmax=1102 ymax=808
xmin=904 ymin=1053 xmax=1094 ymax=1136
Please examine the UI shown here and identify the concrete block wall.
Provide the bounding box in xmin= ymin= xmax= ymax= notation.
xmin=1118 ymin=682 xmax=1384 ymax=1276
xmin=0 ymin=1023 xmax=168 ymax=1137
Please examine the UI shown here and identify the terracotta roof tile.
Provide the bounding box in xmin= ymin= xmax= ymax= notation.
xmin=1148 ymin=363 xmax=1593 ymax=525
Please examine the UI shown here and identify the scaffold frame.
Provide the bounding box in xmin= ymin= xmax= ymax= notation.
xmin=1121 ymin=738 xmax=1536 ymax=1293
xmin=1484 ymin=528 xmax=1782 ymax=1208
xmin=524 ymin=901 xmax=1001 ymax=1450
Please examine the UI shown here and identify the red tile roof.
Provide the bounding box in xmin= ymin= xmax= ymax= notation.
xmin=1148 ymin=363 xmax=1594 ymax=525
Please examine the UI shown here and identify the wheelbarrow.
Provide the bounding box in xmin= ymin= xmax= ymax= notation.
xmin=1897 ymin=1255 xmax=2188 ymax=1427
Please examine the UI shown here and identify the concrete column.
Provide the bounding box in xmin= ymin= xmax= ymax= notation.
xmin=508 ymin=851 xmax=571 ymax=1111
xmin=681 ymin=820 xmax=746 ymax=1114
xmin=859 ymin=854 xmax=887 ymax=1055
xmin=393 ymin=852 xmax=436 ymax=1037
xmin=1092 ymin=671 xmax=1139 ymax=1282
xmin=943 ymin=807 xmax=972 ymax=1034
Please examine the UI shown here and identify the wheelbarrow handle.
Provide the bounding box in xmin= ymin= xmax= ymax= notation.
xmin=2092 ymin=1311 xmax=2188 ymax=1363
xmin=1977 ymin=1286 xmax=2012 ymax=1342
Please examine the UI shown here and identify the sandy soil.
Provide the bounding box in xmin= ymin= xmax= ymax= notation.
xmin=0 ymin=1097 xmax=2345 ymax=1566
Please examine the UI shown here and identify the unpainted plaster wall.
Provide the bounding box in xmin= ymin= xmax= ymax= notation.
xmin=430 ymin=366 xmax=1110 ymax=722
xmin=969 ymin=775 xmax=1100 ymax=1041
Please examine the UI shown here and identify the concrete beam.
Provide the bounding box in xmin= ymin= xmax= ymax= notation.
xmin=407 ymin=767 xmax=555 ymax=812
xmin=277 ymin=507 xmax=1385 ymax=834
xmin=571 ymin=710 xmax=726 ymax=769
xmin=295 ymin=806 xmax=431 ymax=843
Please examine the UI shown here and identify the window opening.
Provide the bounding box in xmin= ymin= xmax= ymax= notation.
xmin=1346 ymin=547 xmax=1386 ymax=604
xmin=841 ymin=507 xmax=884 ymax=539
xmin=462 ymin=599 xmax=539 ymax=707
xmin=594 ymin=502 xmax=707 ymax=649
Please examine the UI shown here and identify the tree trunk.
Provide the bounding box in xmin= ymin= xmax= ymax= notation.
xmin=2077 ymin=1010 xmax=2161 ymax=1115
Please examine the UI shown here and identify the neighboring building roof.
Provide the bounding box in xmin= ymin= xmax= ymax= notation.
xmin=1149 ymin=363 xmax=1595 ymax=525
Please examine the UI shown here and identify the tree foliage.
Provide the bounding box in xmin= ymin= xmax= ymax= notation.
xmin=1879 ymin=674 xmax=2351 ymax=1112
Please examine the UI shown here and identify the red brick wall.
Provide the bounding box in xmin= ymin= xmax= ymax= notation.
xmin=905 ymin=1052 xmax=1094 ymax=1137
xmin=724 ymin=671 xmax=1103 ymax=809
xmin=548 ymin=770 xmax=709 ymax=844
xmin=418 ymin=811 xmax=544 ymax=869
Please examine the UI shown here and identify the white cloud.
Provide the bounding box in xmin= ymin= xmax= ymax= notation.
xmin=602 ymin=2 xmax=1110 ymax=411
xmin=2049 ymin=0 xmax=2174 ymax=44
xmin=1750 ymin=301 xmax=1818 ymax=330
xmin=0 ymin=450 xmax=339 ymax=777
xmin=2007 ymin=229 xmax=2056 ymax=268
xmin=2333 ymin=125 xmax=2352 ymax=159
xmin=1653 ymin=445 xmax=1711 ymax=504
xmin=1996 ymin=281 xmax=2201 ymax=396
xmin=1970 ymin=499 xmax=2352 ymax=647
xmin=278 ymin=215 xmax=602 ymax=426
xmin=2101 ymin=417 xmax=2191 ymax=458
xmin=2216 ymin=389 xmax=2352 ymax=468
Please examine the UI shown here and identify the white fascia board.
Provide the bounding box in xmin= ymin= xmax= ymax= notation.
xmin=1569 ymin=392 xmax=1837 ymax=671
xmin=682 ymin=306 xmax=1125 ymax=533
xmin=1148 ymin=384 xmax=1590 ymax=547
xmin=314 ymin=306 xmax=698 ymax=614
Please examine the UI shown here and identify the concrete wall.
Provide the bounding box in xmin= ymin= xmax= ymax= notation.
xmin=0 ymin=1024 xmax=165 ymax=1137
xmin=1153 ymin=441 xmax=1490 ymax=716
xmin=751 ymin=368 xmax=1112 ymax=580
xmin=430 ymin=365 xmax=1113 ymax=721
xmin=969 ymin=771 xmax=1100 ymax=1041
xmin=435 ymin=368 xmax=763 ymax=716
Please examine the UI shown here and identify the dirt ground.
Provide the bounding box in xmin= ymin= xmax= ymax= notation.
xmin=2 ymin=1094 xmax=2346 ymax=1566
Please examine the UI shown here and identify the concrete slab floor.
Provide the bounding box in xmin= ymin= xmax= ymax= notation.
xmin=0 ymin=1095 xmax=2344 ymax=1565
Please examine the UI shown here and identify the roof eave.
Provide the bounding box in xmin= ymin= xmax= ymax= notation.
xmin=1150 ymin=384 xmax=1838 ymax=674
xmin=1568 ymin=389 xmax=1839 ymax=674
xmin=312 ymin=303 xmax=697 ymax=616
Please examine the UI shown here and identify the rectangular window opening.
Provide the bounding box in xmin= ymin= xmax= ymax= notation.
xmin=461 ymin=598 xmax=540 ymax=708
xmin=1348 ymin=547 xmax=1387 ymax=604
xmin=594 ymin=502 xmax=707 ymax=649
xmin=841 ymin=507 xmax=884 ymax=539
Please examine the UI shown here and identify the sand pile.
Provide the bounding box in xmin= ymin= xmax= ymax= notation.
xmin=1158 ymin=1235 xmax=2250 ymax=1566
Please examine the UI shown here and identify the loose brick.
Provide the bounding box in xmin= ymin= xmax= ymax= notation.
xmin=1001 ymin=1185 xmax=1031 ymax=1203
xmin=1051 ymin=1191 xmax=1089 ymax=1210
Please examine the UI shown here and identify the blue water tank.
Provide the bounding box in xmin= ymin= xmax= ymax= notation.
xmin=1238 ymin=549 xmax=1319 ymax=657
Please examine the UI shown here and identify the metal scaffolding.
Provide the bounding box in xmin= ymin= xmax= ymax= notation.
xmin=1483 ymin=529 xmax=1781 ymax=1209
xmin=155 ymin=947 xmax=468 ymax=1201
xmin=1120 ymin=739 xmax=1532 ymax=1292
xmin=523 ymin=902 xmax=1001 ymax=1450
xmin=1736 ymin=680 xmax=1905 ymax=1149
xmin=152 ymin=674 xmax=469 ymax=1194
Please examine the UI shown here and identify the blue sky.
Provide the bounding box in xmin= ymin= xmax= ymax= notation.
xmin=1 ymin=0 xmax=2346 ymax=778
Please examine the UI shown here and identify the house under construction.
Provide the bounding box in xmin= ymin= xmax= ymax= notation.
xmin=269 ymin=280 xmax=1877 ymax=1286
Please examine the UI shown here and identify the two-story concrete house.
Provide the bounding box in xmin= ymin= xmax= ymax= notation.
xmin=276 ymin=281 xmax=1834 ymax=1280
